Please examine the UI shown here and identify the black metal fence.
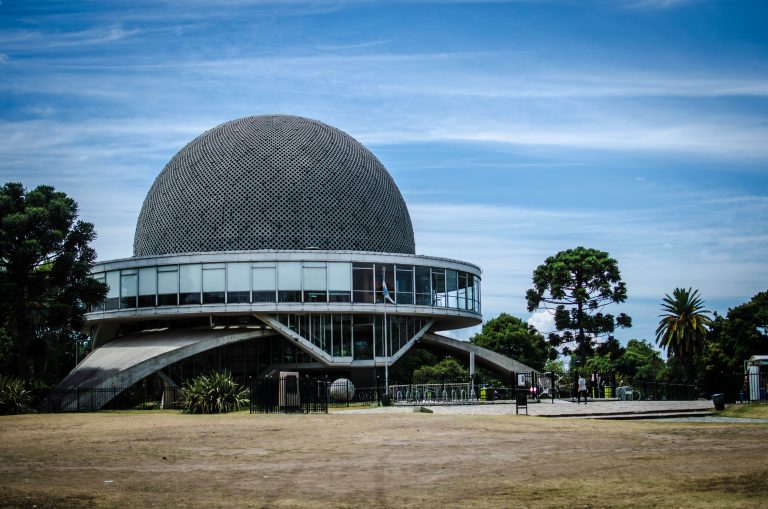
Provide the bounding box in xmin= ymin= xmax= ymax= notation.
xmin=33 ymin=386 xmax=181 ymax=413
xmin=30 ymin=370 xmax=766 ymax=413
xmin=630 ymin=380 xmax=698 ymax=401
xmin=555 ymin=372 xmax=699 ymax=401
xmin=717 ymin=371 xmax=768 ymax=403
xmin=388 ymin=371 xmax=543 ymax=406
xmin=250 ymin=376 xmax=329 ymax=414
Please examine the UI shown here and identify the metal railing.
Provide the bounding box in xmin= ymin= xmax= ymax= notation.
xmin=250 ymin=376 xmax=329 ymax=414
xmin=557 ymin=370 xmax=701 ymax=402
xmin=717 ymin=371 xmax=768 ymax=403
xmin=33 ymin=386 xmax=181 ymax=413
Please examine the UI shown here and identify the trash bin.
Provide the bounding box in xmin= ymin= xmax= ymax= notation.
xmin=604 ymin=387 xmax=613 ymax=398
xmin=712 ymin=393 xmax=725 ymax=411
xmin=381 ymin=394 xmax=392 ymax=406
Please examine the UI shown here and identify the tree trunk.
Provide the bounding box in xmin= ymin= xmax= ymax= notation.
xmin=11 ymin=276 xmax=32 ymax=379
xmin=576 ymin=274 xmax=586 ymax=366
xmin=12 ymin=306 xmax=31 ymax=379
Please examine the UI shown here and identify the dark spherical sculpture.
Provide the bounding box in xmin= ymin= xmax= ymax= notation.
xmin=133 ymin=115 xmax=415 ymax=256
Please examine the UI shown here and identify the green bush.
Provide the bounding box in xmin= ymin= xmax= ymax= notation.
xmin=0 ymin=375 xmax=33 ymax=415
xmin=178 ymin=371 xmax=249 ymax=414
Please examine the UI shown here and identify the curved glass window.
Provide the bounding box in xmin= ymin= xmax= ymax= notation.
xmin=157 ymin=266 xmax=178 ymax=306
xmin=431 ymin=268 xmax=446 ymax=307
xmin=105 ymin=271 xmax=120 ymax=310
xmin=202 ymin=263 xmax=225 ymax=304
xmin=303 ymin=263 xmax=326 ymax=303
xmin=252 ymin=263 xmax=276 ymax=303
xmin=376 ymin=264 xmax=394 ymax=304
xmin=227 ymin=263 xmax=250 ymax=303
xmin=179 ymin=264 xmax=202 ymax=305
xmin=395 ymin=266 xmax=414 ymax=305
xmin=277 ymin=262 xmax=301 ymax=302
xmin=458 ymin=272 xmax=468 ymax=310
xmin=138 ymin=267 xmax=157 ymax=308
xmin=353 ymin=263 xmax=374 ymax=303
xmin=91 ymin=260 xmax=480 ymax=314
xmin=120 ymin=269 xmax=138 ymax=309
xmin=415 ymin=266 xmax=431 ymax=306
xmin=328 ymin=262 xmax=351 ymax=302
xmin=91 ymin=273 xmax=106 ymax=311
xmin=446 ymin=269 xmax=458 ymax=308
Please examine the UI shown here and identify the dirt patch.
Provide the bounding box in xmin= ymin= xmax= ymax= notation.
xmin=0 ymin=411 xmax=766 ymax=508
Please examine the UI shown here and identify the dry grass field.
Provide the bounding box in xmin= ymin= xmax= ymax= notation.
xmin=0 ymin=409 xmax=767 ymax=509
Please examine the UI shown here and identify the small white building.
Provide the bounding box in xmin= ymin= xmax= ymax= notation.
xmin=744 ymin=355 xmax=768 ymax=401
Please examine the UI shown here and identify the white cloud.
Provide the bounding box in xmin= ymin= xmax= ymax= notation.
xmin=410 ymin=197 xmax=768 ymax=343
xmin=622 ymin=0 xmax=702 ymax=9
xmin=0 ymin=24 xmax=142 ymax=52
xmin=527 ymin=310 xmax=554 ymax=334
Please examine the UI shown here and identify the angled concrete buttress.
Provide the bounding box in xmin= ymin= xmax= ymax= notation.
xmin=420 ymin=333 xmax=539 ymax=375
xmin=54 ymin=327 xmax=275 ymax=409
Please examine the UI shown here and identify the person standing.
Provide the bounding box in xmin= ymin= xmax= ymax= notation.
xmin=577 ymin=374 xmax=588 ymax=404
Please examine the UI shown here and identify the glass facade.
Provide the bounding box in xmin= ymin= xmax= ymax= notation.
xmin=179 ymin=264 xmax=202 ymax=305
xmin=138 ymin=267 xmax=157 ymax=307
xmin=274 ymin=313 xmax=429 ymax=360
xmin=92 ymin=260 xmax=480 ymax=313
xmin=226 ymin=262 xmax=250 ymax=303
xmin=157 ymin=266 xmax=178 ymax=306
xmin=202 ymin=263 xmax=226 ymax=304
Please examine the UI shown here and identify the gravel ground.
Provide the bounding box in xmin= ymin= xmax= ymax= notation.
xmin=1 ymin=407 xmax=767 ymax=508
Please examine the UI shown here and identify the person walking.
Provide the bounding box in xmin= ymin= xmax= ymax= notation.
xmin=577 ymin=374 xmax=588 ymax=404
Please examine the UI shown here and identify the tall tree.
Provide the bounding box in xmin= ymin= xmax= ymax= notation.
xmin=525 ymin=247 xmax=631 ymax=367
xmin=0 ymin=183 xmax=106 ymax=380
xmin=469 ymin=313 xmax=554 ymax=371
xmin=655 ymin=287 xmax=712 ymax=382
xmin=699 ymin=291 xmax=767 ymax=392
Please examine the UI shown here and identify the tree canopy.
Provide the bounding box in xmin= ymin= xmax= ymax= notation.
xmin=412 ymin=358 xmax=468 ymax=382
xmin=699 ymin=290 xmax=767 ymax=391
xmin=525 ymin=246 xmax=631 ymax=366
xmin=469 ymin=313 xmax=553 ymax=371
xmin=616 ymin=339 xmax=666 ymax=381
xmin=655 ymin=287 xmax=712 ymax=381
xmin=0 ymin=183 xmax=106 ymax=381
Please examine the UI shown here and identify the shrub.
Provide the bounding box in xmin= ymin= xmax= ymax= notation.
xmin=178 ymin=371 xmax=249 ymax=414
xmin=0 ymin=375 xmax=32 ymax=415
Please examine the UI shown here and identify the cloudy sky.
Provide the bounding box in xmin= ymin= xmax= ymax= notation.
xmin=1 ymin=0 xmax=767 ymax=347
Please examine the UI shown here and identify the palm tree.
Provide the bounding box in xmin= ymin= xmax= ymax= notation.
xmin=655 ymin=287 xmax=713 ymax=381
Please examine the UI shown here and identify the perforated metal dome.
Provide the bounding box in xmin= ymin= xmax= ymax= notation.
xmin=133 ymin=115 xmax=415 ymax=256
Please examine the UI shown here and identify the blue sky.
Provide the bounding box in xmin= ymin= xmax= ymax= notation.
xmin=1 ymin=0 xmax=767 ymax=348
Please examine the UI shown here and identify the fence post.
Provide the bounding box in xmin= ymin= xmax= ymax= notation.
xmin=324 ymin=376 xmax=330 ymax=412
xmin=550 ymin=371 xmax=556 ymax=404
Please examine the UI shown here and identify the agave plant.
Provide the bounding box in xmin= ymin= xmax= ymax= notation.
xmin=178 ymin=371 xmax=249 ymax=414
xmin=0 ymin=375 xmax=32 ymax=415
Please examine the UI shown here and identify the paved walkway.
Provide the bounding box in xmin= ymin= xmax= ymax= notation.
xmin=338 ymin=398 xmax=715 ymax=417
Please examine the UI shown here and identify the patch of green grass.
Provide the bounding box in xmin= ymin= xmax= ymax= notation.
xmin=719 ymin=403 xmax=768 ymax=419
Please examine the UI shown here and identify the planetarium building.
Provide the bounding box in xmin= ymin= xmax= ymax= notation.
xmin=57 ymin=115 xmax=532 ymax=406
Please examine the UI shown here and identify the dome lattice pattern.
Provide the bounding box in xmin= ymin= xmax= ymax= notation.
xmin=134 ymin=115 xmax=415 ymax=256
